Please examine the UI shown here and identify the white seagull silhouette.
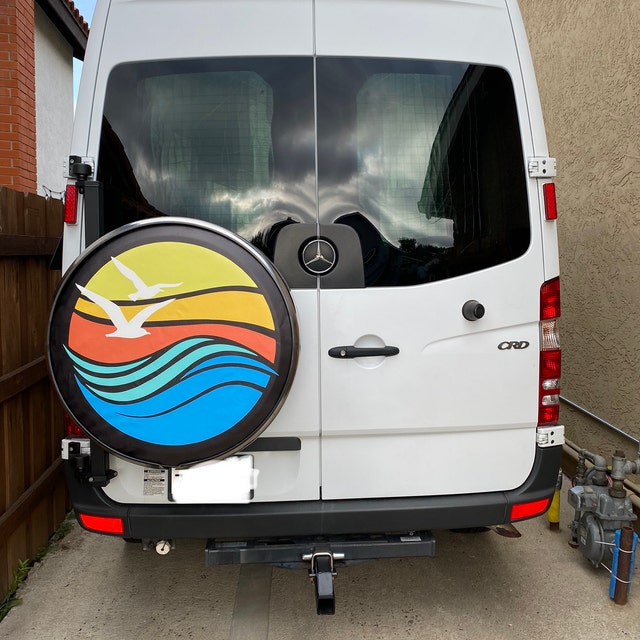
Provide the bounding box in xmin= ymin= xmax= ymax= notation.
xmin=111 ymin=256 xmax=182 ymax=301
xmin=76 ymin=284 xmax=175 ymax=338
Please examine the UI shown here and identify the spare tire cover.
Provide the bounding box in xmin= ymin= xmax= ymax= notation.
xmin=48 ymin=218 xmax=298 ymax=468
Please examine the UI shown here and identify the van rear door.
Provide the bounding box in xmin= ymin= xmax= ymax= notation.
xmin=314 ymin=0 xmax=544 ymax=499
xmin=82 ymin=0 xmax=324 ymax=502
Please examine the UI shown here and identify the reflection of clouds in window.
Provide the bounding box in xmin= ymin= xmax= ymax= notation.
xmin=319 ymin=177 xmax=361 ymax=223
xmin=354 ymin=73 xmax=454 ymax=248
xmin=130 ymin=149 xmax=163 ymax=190
xmin=137 ymin=71 xmax=275 ymax=225
xmin=236 ymin=174 xmax=317 ymax=239
xmin=318 ymin=168 xmax=454 ymax=249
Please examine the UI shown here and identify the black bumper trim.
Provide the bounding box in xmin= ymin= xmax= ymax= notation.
xmin=65 ymin=444 xmax=561 ymax=539
xmin=205 ymin=532 xmax=436 ymax=566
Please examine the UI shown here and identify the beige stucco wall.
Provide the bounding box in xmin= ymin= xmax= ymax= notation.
xmin=519 ymin=0 xmax=640 ymax=459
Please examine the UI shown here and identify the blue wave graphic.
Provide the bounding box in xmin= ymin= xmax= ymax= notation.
xmin=67 ymin=338 xmax=277 ymax=446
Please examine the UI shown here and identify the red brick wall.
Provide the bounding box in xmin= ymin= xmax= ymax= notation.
xmin=0 ymin=0 xmax=37 ymax=193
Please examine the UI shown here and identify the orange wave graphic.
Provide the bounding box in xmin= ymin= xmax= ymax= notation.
xmin=74 ymin=289 xmax=275 ymax=329
xmin=68 ymin=313 xmax=277 ymax=364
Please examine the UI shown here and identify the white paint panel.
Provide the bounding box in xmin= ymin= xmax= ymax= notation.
xmin=105 ymin=0 xmax=314 ymax=63
xmin=34 ymin=5 xmax=74 ymax=197
xmin=249 ymin=290 xmax=321 ymax=501
xmin=315 ymin=0 xmax=517 ymax=67
xmin=321 ymin=428 xmax=535 ymax=500
xmin=320 ymin=251 xmax=543 ymax=498
xmin=251 ymin=440 xmax=320 ymax=501
xmin=103 ymin=439 xmax=320 ymax=503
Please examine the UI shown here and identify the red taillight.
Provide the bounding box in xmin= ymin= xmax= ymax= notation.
xmin=540 ymin=277 xmax=561 ymax=320
xmin=510 ymin=498 xmax=550 ymax=521
xmin=65 ymin=414 xmax=87 ymax=437
xmin=540 ymin=349 xmax=561 ymax=380
xmin=538 ymin=403 xmax=560 ymax=426
xmin=64 ymin=184 xmax=78 ymax=224
xmin=79 ymin=513 xmax=125 ymax=535
xmin=543 ymin=183 xmax=557 ymax=220
xmin=539 ymin=278 xmax=561 ymax=425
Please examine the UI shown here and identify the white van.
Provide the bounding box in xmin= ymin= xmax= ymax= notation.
xmin=49 ymin=0 xmax=563 ymax=612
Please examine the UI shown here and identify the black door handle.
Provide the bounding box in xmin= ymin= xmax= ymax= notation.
xmin=328 ymin=345 xmax=399 ymax=359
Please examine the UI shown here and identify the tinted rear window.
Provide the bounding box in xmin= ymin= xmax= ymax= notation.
xmin=98 ymin=57 xmax=529 ymax=287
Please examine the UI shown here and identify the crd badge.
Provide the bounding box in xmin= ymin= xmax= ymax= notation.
xmin=498 ymin=341 xmax=530 ymax=350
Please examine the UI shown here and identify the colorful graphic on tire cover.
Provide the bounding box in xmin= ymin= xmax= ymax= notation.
xmin=48 ymin=221 xmax=297 ymax=467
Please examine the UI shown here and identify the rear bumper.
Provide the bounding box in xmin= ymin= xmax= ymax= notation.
xmin=65 ymin=444 xmax=562 ymax=540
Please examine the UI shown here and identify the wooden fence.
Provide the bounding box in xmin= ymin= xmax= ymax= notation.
xmin=0 ymin=187 xmax=67 ymax=597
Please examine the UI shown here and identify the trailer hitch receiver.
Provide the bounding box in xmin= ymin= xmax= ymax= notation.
xmin=304 ymin=551 xmax=344 ymax=615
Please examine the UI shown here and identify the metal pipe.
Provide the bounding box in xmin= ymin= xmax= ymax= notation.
xmin=563 ymin=441 xmax=640 ymax=534
xmin=560 ymin=396 xmax=640 ymax=447
xmin=565 ymin=440 xmax=640 ymax=495
xmin=580 ymin=449 xmax=608 ymax=486
xmin=613 ymin=526 xmax=635 ymax=605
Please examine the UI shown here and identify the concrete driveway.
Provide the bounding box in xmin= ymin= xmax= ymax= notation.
xmin=1 ymin=481 xmax=638 ymax=640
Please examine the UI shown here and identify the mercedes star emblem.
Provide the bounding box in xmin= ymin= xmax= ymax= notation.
xmin=301 ymin=238 xmax=337 ymax=275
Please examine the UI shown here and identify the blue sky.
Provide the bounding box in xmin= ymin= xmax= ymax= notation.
xmin=74 ymin=0 xmax=96 ymax=25
xmin=72 ymin=0 xmax=96 ymax=104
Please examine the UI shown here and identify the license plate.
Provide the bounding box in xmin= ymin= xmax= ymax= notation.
xmin=170 ymin=455 xmax=257 ymax=503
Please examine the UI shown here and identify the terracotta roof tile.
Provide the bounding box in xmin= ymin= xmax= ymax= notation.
xmin=63 ymin=0 xmax=90 ymax=36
